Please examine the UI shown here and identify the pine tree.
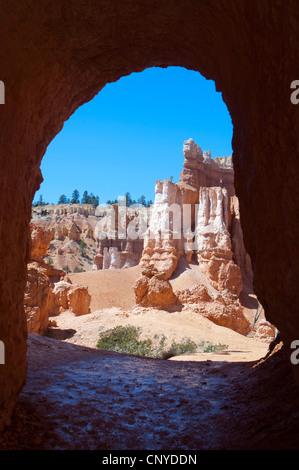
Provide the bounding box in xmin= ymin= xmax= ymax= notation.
xmin=81 ymin=190 xmax=89 ymax=204
xmin=58 ymin=194 xmax=67 ymax=204
xmin=125 ymin=192 xmax=133 ymax=206
xmin=92 ymin=195 xmax=99 ymax=208
xmin=71 ymin=189 xmax=80 ymax=204
xmin=137 ymin=195 xmax=146 ymax=206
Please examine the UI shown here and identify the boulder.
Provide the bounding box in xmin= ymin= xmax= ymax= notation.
xmin=52 ymin=280 xmax=91 ymax=315
xmin=134 ymin=267 xmax=178 ymax=310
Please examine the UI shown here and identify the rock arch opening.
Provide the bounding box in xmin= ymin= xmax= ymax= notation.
xmin=27 ymin=66 xmax=273 ymax=362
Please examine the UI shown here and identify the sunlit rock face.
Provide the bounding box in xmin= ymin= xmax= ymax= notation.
xmin=134 ymin=267 xmax=178 ymax=311
xmin=136 ymin=139 xmax=254 ymax=335
xmin=195 ymin=186 xmax=243 ymax=296
xmin=180 ymin=138 xmax=235 ymax=198
xmin=93 ymin=204 xmax=145 ymax=270
xmin=31 ymin=205 xmax=99 ymax=272
xmin=25 ymin=225 xmax=91 ymax=335
xmin=140 ymin=178 xmax=198 ymax=279
xmin=140 ymin=139 xmax=251 ymax=293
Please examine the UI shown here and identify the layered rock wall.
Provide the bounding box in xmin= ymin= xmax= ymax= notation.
xmin=32 ymin=203 xmax=146 ymax=272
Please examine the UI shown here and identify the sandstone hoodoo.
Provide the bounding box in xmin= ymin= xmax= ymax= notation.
xmin=140 ymin=138 xmax=251 ymax=285
xmin=92 ymin=203 xmax=145 ymax=270
xmin=135 ymin=138 xmax=257 ymax=336
xmin=134 ymin=265 xmax=179 ymax=310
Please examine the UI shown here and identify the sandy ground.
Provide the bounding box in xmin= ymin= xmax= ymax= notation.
xmin=69 ymin=265 xmax=142 ymax=310
xmin=48 ymin=307 xmax=269 ymax=363
xmin=64 ymin=265 xmax=268 ymax=363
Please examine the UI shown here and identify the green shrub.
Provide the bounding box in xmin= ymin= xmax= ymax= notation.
xmin=96 ymin=325 xmax=152 ymax=357
xmin=79 ymin=240 xmax=87 ymax=257
xmin=96 ymin=325 xmax=228 ymax=359
xmin=74 ymin=266 xmax=84 ymax=273
xmin=199 ymin=341 xmax=228 ymax=353
xmin=161 ymin=338 xmax=198 ymax=359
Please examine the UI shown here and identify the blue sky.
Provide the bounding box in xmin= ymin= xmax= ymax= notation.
xmin=34 ymin=66 xmax=233 ymax=205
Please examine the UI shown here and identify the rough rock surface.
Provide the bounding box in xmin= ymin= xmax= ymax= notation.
xmin=1 ymin=336 xmax=299 ymax=450
xmin=0 ymin=0 xmax=297 ymax=433
xmin=25 ymin=262 xmax=63 ymax=335
xmin=180 ymin=139 xmax=235 ymax=198
xmin=29 ymin=223 xmax=54 ymax=261
xmin=93 ymin=204 xmax=145 ymax=270
xmin=140 ymin=139 xmax=251 ymax=288
xmin=175 ymin=283 xmax=252 ymax=336
xmin=137 ymin=139 xmax=254 ymax=335
xmin=31 ymin=204 xmax=99 ymax=273
xmin=31 ymin=203 xmax=145 ymax=273
xmin=53 ymin=281 xmax=91 ymax=316
xmin=25 ymin=225 xmax=91 ymax=334
xmin=134 ymin=266 xmax=178 ymax=310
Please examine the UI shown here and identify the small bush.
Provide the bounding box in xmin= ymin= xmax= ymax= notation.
xmin=96 ymin=325 xmax=152 ymax=357
xmin=96 ymin=325 xmax=228 ymax=359
xmin=79 ymin=240 xmax=87 ymax=257
xmin=74 ymin=266 xmax=84 ymax=273
xmin=199 ymin=341 xmax=228 ymax=353
xmin=162 ymin=338 xmax=198 ymax=359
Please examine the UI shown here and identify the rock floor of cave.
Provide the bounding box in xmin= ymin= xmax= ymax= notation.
xmin=1 ymin=334 xmax=299 ymax=450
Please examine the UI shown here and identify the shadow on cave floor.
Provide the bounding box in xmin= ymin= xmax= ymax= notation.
xmin=1 ymin=334 xmax=299 ymax=450
xmin=46 ymin=327 xmax=77 ymax=341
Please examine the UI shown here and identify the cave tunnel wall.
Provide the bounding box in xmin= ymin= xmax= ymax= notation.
xmin=0 ymin=0 xmax=298 ymax=429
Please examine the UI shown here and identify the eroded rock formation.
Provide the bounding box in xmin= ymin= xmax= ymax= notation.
xmin=92 ymin=204 xmax=146 ymax=270
xmin=31 ymin=203 xmax=146 ymax=273
xmin=25 ymin=224 xmax=91 ymax=335
xmin=136 ymin=139 xmax=254 ymax=335
xmin=31 ymin=204 xmax=99 ymax=272
xmin=52 ymin=280 xmax=91 ymax=316
xmin=134 ymin=265 xmax=178 ymax=310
